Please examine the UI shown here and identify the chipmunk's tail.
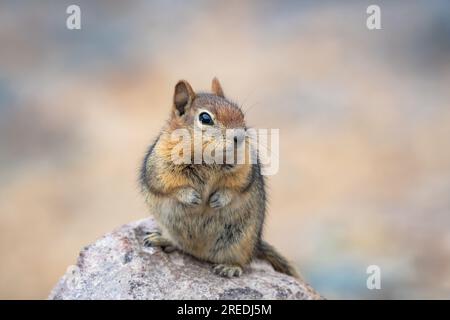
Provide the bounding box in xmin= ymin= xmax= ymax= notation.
xmin=256 ymin=240 xmax=300 ymax=279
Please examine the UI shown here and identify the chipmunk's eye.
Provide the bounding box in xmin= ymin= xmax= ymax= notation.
xmin=199 ymin=112 xmax=214 ymax=125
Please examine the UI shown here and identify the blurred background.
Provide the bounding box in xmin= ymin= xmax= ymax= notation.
xmin=1 ymin=0 xmax=450 ymax=299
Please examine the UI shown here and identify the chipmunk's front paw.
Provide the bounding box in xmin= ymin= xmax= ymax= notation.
xmin=209 ymin=190 xmax=232 ymax=209
xmin=213 ymin=264 xmax=243 ymax=277
xmin=176 ymin=187 xmax=202 ymax=206
xmin=143 ymin=231 xmax=173 ymax=249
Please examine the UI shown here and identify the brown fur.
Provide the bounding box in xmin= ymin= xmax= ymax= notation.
xmin=140 ymin=78 xmax=298 ymax=278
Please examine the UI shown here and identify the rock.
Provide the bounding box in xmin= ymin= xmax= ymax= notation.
xmin=49 ymin=218 xmax=322 ymax=300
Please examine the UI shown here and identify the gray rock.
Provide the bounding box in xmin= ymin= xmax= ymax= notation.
xmin=49 ymin=218 xmax=322 ymax=300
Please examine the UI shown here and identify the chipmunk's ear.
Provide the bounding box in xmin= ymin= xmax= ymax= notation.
xmin=173 ymin=80 xmax=195 ymax=116
xmin=211 ymin=77 xmax=224 ymax=98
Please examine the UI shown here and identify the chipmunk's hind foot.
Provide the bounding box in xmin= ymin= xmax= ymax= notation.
xmin=213 ymin=264 xmax=243 ymax=277
xmin=143 ymin=231 xmax=174 ymax=252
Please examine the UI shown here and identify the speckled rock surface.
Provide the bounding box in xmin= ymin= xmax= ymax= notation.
xmin=49 ymin=218 xmax=322 ymax=300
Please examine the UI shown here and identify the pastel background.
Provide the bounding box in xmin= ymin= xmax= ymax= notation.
xmin=1 ymin=0 xmax=450 ymax=299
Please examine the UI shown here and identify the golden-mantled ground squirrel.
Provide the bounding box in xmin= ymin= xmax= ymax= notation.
xmin=140 ymin=78 xmax=299 ymax=278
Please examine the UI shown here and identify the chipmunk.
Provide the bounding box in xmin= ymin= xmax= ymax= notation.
xmin=139 ymin=78 xmax=299 ymax=278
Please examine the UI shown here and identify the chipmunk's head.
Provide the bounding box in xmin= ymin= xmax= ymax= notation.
xmin=170 ymin=78 xmax=246 ymax=131
xmin=165 ymin=78 xmax=249 ymax=167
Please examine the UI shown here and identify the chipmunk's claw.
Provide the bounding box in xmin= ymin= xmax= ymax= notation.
xmin=143 ymin=232 xmax=173 ymax=249
xmin=213 ymin=264 xmax=243 ymax=277
xmin=209 ymin=190 xmax=232 ymax=209
xmin=177 ymin=188 xmax=202 ymax=206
